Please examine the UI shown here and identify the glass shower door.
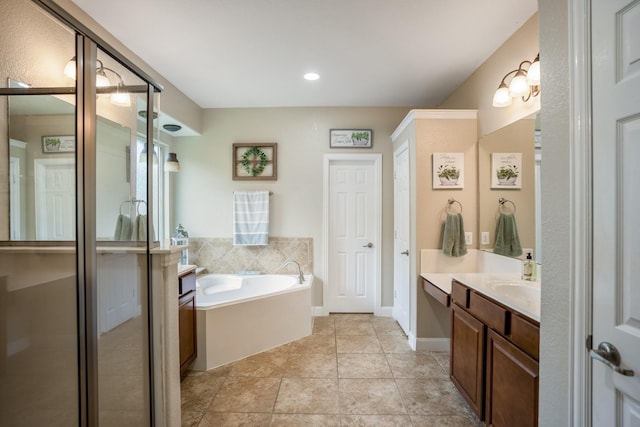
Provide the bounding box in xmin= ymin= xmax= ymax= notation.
xmin=95 ymin=47 xmax=156 ymax=426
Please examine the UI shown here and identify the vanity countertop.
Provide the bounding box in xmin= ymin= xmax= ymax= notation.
xmin=421 ymin=272 xmax=540 ymax=322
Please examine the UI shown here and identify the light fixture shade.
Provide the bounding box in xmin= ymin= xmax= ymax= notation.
xmin=527 ymin=59 xmax=541 ymax=86
xmin=110 ymin=84 xmax=131 ymax=107
xmin=96 ymin=70 xmax=110 ymax=88
xmin=139 ymin=143 xmax=159 ymax=164
xmin=492 ymin=84 xmax=512 ymax=107
xmin=508 ymin=70 xmax=529 ymax=97
xmin=164 ymin=153 xmax=181 ymax=172
xmin=64 ymin=57 xmax=76 ymax=80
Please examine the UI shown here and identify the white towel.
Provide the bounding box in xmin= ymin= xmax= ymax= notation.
xmin=233 ymin=191 xmax=270 ymax=246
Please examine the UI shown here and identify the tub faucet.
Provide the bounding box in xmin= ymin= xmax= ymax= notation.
xmin=285 ymin=260 xmax=304 ymax=284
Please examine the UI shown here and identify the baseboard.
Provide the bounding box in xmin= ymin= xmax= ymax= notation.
xmin=376 ymin=306 xmax=393 ymax=317
xmin=312 ymin=306 xmax=328 ymax=316
xmin=415 ymin=337 xmax=450 ymax=352
xmin=312 ymin=305 xmax=394 ymax=317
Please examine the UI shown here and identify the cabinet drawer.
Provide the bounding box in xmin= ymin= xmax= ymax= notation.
xmin=468 ymin=291 xmax=508 ymax=335
xmin=422 ymin=278 xmax=450 ymax=307
xmin=179 ymin=272 xmax=196 ymax=296
xmin=451 ymin=280 xmax=469 ymax=308
xmin=510 ymin=314 xmax=540 ymax=360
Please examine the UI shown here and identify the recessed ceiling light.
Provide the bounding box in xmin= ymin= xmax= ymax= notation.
xmin=304 ymin=72 xmax=320 ymax=81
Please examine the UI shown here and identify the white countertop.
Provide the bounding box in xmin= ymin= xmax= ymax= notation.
xmin=421 ymin=272 xmax=540 ymax=322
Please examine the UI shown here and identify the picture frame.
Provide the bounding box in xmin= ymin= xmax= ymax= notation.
xmin=491 ymin=152 xmax=522 ymax=189
xmin=232 ymin=143 xmax=278 ymax=180
xmin=432 ymin=153 xmax=464 ymax=189
xmin=42 ymin=135 xmax=75 ymax=153
xmin=329 ymin=129 xmax=372 ymax=148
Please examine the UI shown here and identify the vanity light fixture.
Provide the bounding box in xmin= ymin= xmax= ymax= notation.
xmin=63 ymin=56 xmax=132 ymax=107
xmin=164 ymin=153 xmax=181 ymax=172
xmin=492 ymin=53 xmax=541 ymax=108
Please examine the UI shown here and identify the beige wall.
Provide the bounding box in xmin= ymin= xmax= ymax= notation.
xmin=439 ymin=13 xmax=540 ymax=137
xmin=173 ymin=107 xmax=413 ymax=306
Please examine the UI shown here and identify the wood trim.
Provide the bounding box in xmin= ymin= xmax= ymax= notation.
xmin=422 ymin=277 xmax=450 ymax=307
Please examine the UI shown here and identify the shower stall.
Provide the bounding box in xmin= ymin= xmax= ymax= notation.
xmin=0 ymin=0 xmax=175 ymax=425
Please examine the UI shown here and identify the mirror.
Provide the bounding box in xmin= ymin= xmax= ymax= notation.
xmin=7 ymin=86 xmax=137 ymax=241
xmin=478 ymin=113 xmax=541 ymax=263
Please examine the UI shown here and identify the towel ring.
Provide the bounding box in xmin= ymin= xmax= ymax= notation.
xmin=498 ymin=198 xmax=516 ymax=214
xmin=446 ymin=198 xmax=463 ymax=214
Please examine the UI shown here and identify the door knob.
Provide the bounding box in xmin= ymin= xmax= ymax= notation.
xmin=362 ymin=242 xmax=373 ymax=248
xmin=400 ymin=250 xmax=409 ymax=256
xmin=589 ymin=342 xmax=634 ymax=377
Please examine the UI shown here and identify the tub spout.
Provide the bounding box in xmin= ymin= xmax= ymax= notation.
xmin=285 ymin=260 xmax=304 ymax=284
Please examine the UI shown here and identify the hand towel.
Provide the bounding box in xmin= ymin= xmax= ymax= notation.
xmin=233 ymin=191 xmax=270 ymax=246
xmin=442 ymin=213 xmax=467 ymax=257
xmin=113 ymin=214 xmax=131 ymax=241
xmin=131 ymin=214 xmax=154 ymax=241
xmin=494 ymin=213 xmax=523 ymax=257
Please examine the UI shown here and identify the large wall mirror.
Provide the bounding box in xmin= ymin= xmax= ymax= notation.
xmin=478 ymin=113 xmax=541 ymax=263
xmin=7 ymin=79 xmax=150 ymax=242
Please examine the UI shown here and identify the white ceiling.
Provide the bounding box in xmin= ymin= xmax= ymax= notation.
xmin=71 ymin=0 xmax=537 ymax=109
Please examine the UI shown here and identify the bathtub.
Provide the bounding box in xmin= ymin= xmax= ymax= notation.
xmin=191 ymin=273 xmax=313 ymax=370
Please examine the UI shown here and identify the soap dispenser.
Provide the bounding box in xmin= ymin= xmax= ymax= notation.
xmin=522 ymin=252 xmax=537 ymax=281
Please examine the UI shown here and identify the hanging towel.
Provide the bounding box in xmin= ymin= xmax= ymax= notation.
xmin=494 ymin=213 xmax=523 ymax=257
xmin=233 ymin=191 xmax=270 ymax=246
xmin=442 ymin=213 xmax=467 ymax=257
xmin=131 ymin=215 xmax=155 ymax=241
xmin=113 ymin=214 xmax=132 ymax=241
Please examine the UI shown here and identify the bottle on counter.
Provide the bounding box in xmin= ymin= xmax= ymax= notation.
xmin=522 ymin=252 xmax=537 ymax=281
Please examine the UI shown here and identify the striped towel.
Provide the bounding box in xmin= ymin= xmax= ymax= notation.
xmin=233 ymin=191 xmax=270 ymax=246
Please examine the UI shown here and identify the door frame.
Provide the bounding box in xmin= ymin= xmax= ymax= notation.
xmin=322 ymin=153 xmax=382 ymax=316
xmin=569 ymin=0 xmax=592 ymax=425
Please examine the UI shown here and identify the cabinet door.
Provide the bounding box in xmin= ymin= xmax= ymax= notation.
xmin=485 ymin=329 xmax=538 ymax=427
xmin=178 ymin=292 xmax=197 ymax=378
xmin=450 ymin=303 xmax=485 ymax=418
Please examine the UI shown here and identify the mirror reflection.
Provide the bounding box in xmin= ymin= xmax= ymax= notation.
xmin=7 ymin=85 xmax=155 ymax=242
xmin=478 ymin=113 xmax=541 ymax=263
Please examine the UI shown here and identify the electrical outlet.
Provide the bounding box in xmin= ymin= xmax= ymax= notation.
xmin=465 ymin=232 xmax=473 ymax=245
xmin=481 ymin=231 xmax=490 ymax=245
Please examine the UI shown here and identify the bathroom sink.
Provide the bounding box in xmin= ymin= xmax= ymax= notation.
xmin=483 ymin=281 xmax=541 ymax=310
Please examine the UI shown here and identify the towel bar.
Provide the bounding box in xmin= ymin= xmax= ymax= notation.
xmin=446 ymin=198 xmax=463 ymax=214
xmin=498 ymin=198 xmax=516 ymax=213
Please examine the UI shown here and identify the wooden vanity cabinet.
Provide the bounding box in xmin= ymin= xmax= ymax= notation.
xmin=451 ymin=302 xmax=485 ymax=418
xmin=450 ymin=279 xmax=539 ymax=426
xmin=485 ymin=329 xmax=538 ymax=427
xmin=178 ymin=271 xmax=197 ymax=379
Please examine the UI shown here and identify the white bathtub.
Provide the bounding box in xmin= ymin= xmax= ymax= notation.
xmin=191 ymin=273 xmax=313 ymax=370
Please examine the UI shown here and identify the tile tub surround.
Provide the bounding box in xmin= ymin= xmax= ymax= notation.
xmin=181 ymin=314 xmax=482 ymax=427
xmin=188 ymin=237 xmax=312 ymax=275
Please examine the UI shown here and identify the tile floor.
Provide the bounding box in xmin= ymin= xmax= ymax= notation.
xmin=181 ymin=314 xmax=482 ymax=426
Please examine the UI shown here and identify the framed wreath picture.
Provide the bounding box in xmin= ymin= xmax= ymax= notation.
xmin=232 ymin=143 xmax=277 ymax=180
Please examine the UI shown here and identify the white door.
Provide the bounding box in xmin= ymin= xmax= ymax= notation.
xmin=326 ymin=155 xmax=380 ymax=313
xmin=35 ymin=158 xmax=75 ymax=240
xmin=591 ymin=0 xmax=640 ymax=424
xmin=393 ymin=142 xmax=410 ymax=333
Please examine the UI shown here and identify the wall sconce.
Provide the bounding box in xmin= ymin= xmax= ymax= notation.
xmin=64 ymin=56 xmax=131 ymax=107
xmin=164 ymin=153 xmax=181 ymax=172
xmin=138 ymin=143 xmax=159 ymax=164
xmin=492 ymin=53 xmax=540 ymax=108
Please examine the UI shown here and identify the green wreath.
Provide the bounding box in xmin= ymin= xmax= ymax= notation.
xmin=241 ymin=146 xmax=268 ymax=176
